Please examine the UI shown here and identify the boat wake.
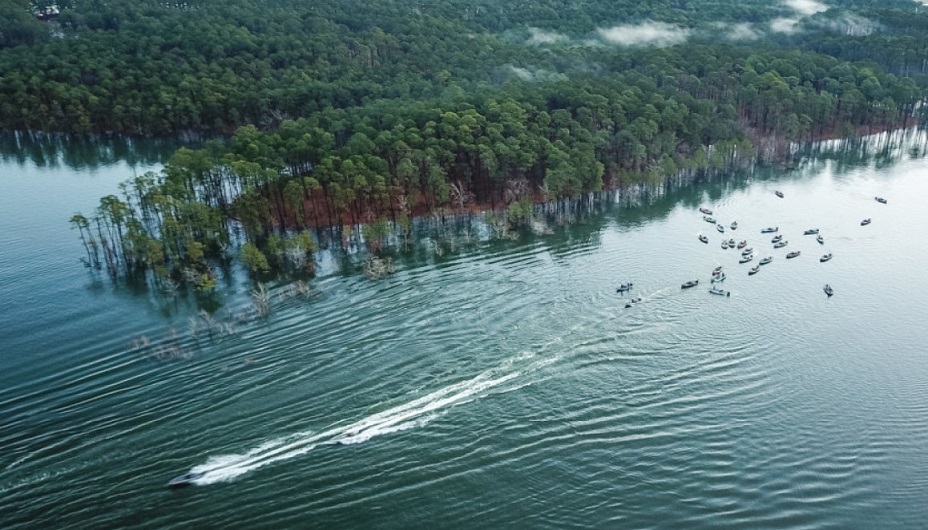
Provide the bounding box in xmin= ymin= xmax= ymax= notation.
xmin=184 ymin=369 xmax=522 ymax=486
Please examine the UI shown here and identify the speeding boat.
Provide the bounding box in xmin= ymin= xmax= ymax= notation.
xmin=823 ymin=284 xmax=834 ymax=297
xmin=717 ymin=223 xmax=725 ymax=233
xmin=773 ymin=240 xmax=788 ymax=248
xmin=681 ymin=279 xmax=699 ymax=289
xmin=771 ymin=234 xmax=783 ymax=243
xmin=709 ymin=287 xmax=731 ymax=297
xmin=703 ymin=215 xmax=716 ymax=223
xmin=820 ymin=253 xmax=833 ymax=262
xmin=761 ymin=227 xmax=779 ymax=233
xmin=700 ymin=207 xmax=713 ymax=215
xmin=739 ymin=254 xmax=753 ymax=264
xmin=730 ymin=221 xmax=738 ymax=230
xmin=759 ymin=256 xmax=773 ymax=265
xmin=816 ymin=234 xmax=824 ymax=245
xmin=616 ymin=282 xmax=634 ymax=293
xmin=875 ymin=197 xmax=887 ymax=204
xmin=748 ymin=265 xmax=760 ymax=275
xmin=699 ymin=234 xmax=709 ymax=244
xmin=737 ymin=240 xmax=747 ymax=249
xmin=861 ymin=218 xmax=871 ymax=226
xmin=712 ymin=272 xmax=727 ymax=283
xmin=786 ymin=251 xmax=801 ymax=259
xmin=168 ymin=471 xmax=205 ymax=488
xmin=775 ymin=190 xmax=784 ymax=198
xmin=803 ymin=228 xmax=819 ymax=235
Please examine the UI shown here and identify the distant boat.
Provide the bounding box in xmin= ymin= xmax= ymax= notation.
xmin=737 ymin=240 xmax=747 ymax=249
xmin=625 ymin=297 xmax=642 ymax=308
xmin=699 ymin=234 xmax=709 ymax=244
xmin=700 ymin=207 xmax=713 ymax=215
xmin=717 ymin=223 xmax=725 ymax=233
xmin=727 ymin=238 xmax=736 ymax=247
xmin=803 ymin=228 xmax=819 ymax=235
xmin=730 ymin=220 xmax=738 ymax=230
xmin=168 ymin=471 xmax=205 ymax=488
xmin=741 ymin=247 xmax=753 ymax=256
xmin=816 ymin=234 xmax=824 ymax=245
xmin=823 ymin=284 xmax=834 ymax=297
xmin=771 ymin=234 xmax=783 ymax=243
xmin=786 ymin=251 xmax=801 ymax=259
xmin=820 ymin=253 xmax=833 ymax=262
xmin=748 ymin=265 xmax=760 ymax=275
xmin=773 ymin=240 xmax=788 ymax=248
xmin=704 ymin=215 xmax=716 ymax=223
xmin=875 ymin=197 xmax=887 ymax=204
xmin=616 ymin=282 xmax=634 ymax=293
xmin=761 ymin=227 xmax=779 ymax=233
xmin=681 ymin=279 xmax=699 ymax=289
xmin=759 ymin=256 xmax=773 ymax=265
xmin=739 ymin=254 xmax=753 ymax=264
xmin=712 ymin=266 xmax=723 ymax=275
xmin=721 ymin=240 xmax=729 ymax=249
xmin=709 ymin=286 xmax=731 ymax=297
xmin=775 ymin=190 xmax=784 ymax=198
xmin=861 ymin=218 xmax=872 ymax=226
xmin=712 ymin=272 xmax=727 ymax=283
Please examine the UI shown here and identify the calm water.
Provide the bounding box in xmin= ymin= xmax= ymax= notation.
xmin=1 ymin=131 xmax=928 ymax=529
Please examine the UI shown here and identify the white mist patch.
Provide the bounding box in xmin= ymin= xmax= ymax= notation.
xmin=185 ymin=370 xmax=521 ymax=485
xmin=597 ymin=21 xmax=691 ymax=47
xmin=527 ymin=27 xmax=567 ymax=45
xmin=712 ymin=22 xmax=760 ymax=41
xmin=784 ymin=0 xmax=828 ymax=16
xmin=770 ymin=17 xmax=802 ymax=33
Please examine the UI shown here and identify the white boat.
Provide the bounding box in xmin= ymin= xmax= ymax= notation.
xmin=773 ymin=240 xmax=788 ymax=248
xmin=759 ymin=256 xmax=773 ymax=265
xmin=748 ymin=265 xmax=760 ymax=275
xmin=761 ymin=227 xmax=778 ymax=233
xmin=820 ymin=253 xmax=833 ymax=262
xmin=716 ymin=223 xmax=725 ymax=233
xmin=709 ymin=287 xmax=731 ymax=297
xmin=803 ymin=228 xmax=819 ymax=235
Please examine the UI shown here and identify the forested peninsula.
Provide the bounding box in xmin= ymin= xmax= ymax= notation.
xmin=4 ymin=0 xmax=927 ymax=286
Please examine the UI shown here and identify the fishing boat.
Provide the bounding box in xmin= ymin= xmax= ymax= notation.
xmin=816 ymin=234 xmax=824 ymax=245
xmin=727 ymin=238 xmax=736 ymax=247
xmin=721 ymin=240 xmax=729 ymax=249
xmin=773 ymin=240 xmax=788 ymax=248
xmin=616 ymin=282 xmax=634 ymax=293
xmin=717 ymin=223 xmax=725 ymax=233
xmin=700 ymin=207 xmax=713 ymax=215
xmin=703 ymin=215 xmax=716 ymax=223
xmin=712 ymin=272 xmax=727 ymax=283
xmin=786 ymin=251 xmax=800 ymax=259
xmin=820 ymin=253 xmax=833 ymax=262
xmin=761 ymin=227 xmax=779 ymax=233
xmin=875 ymin=197 xmax=887 ymax=204
xmin=730 ymin=221 xmax=738 ymax=230
xmin=775 ymin=190 xmax=784 ymax=198
xmin=741 ymin=247 xmax=753 ymax=256
xmin=712 ymin=266 xmax=723 ymax=275
xmin=681 ymin=279 xmax=699 ymax=289
xmin=699 ymin=234 xmax=709 ymax=244
xmin=861 ymin=218 xmax=871 ymax=226
xmin=739 ymin=255 xmax=753 ymax=264
xmin=748 ymin=265 xmax=760 ymax=275
xmin=803 ymin=228 xmax=819 ymax=235
xmin=625 ymin=297 xmax=642 ymax=308
xmin=709 ymin=287 xmax=731 ymax=297
xmin=737 ymin=240 xmax=747 ymax=249
xmin=771 ymin=234 xmax=783 ymax=243
xmin=168 ymin=471 xmax=205 ymax=488
xmin=759 ymin=256 xmax=773 ymax=265
xmin=823 ymin=284 xmax=834 ymax=297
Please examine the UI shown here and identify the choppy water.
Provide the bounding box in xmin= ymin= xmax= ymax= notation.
xmin=2 ymin=131 xmax=928 ymax=529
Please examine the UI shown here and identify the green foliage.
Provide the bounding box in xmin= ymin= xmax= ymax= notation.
xmin=241 ymin=242 xmax=270 ymax=273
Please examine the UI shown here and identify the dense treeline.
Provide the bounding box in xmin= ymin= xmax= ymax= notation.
xmin=10 ymin=0 xmax=920 ymax=282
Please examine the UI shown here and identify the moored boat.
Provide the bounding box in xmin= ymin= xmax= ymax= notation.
xmin=820 ymin=253 xmax=833 ymax=262
xmin=741 ymin=247 xmax=753 ymax=256
xmin=712 ymin=266 xmax=723 ymax=275
xmin=875 ymin=197 xmax=887 ymax=204
xmin=730 ymin=220 xmax=738 ymax=230
xmin=759 ymin=256 xmax=773 ymax=265
xmin=786 ymin=251 xmax=800 ymax=259
xmin=816 ymin=234 xmax=824 ymax=245
xmin=721 ymin=240 xmax=729 ymax=249
xmin=739 ymin=254 xmax=753 ymax=264
xmin=748 ymin=265 xmax=760 ymax=275
xmin=625 ymin=297 xmax=642 ymax=308
xmin=703 ymin=215 xmax=716 ymax=223
xmin=700 ymin=207 xmax=713 ymax=215
xmin=773 ymin=240 xmax=788 ymax=248
xmin=803 ymin=228 xmax=819 ymax=235
xmin=716 ymin=223 xmax=725 ymax=233
xmin=771 ymin=234 xmax=783 ymax=243
xmin=699 ymin=234 xmax=709 ymax=244
xmin=711 ymin=272 xmax=727 ymax=283
xmin=616 ymin=282 xmax=634 ymax=293
xmin=727 ymin=238 xmax=736 ymax=247
xmin=737 ymin=240 xmax=747 ymax=249
xmin=681 ymin=279 xmax=699 ymax=289
xmin=823 ymin=284 xmax=834 ymax=296
xmin=709 ymin=286 xmax=731 ymax=297
xmin=861 ymin=218 xmax=871 ymax=226
xmin=775 ymin=190 xmax=784 ymax=198
xmin=761 ymin=227 xmax=778 ymax=233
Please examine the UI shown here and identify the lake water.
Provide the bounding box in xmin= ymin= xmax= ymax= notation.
xmin=1 ymin=130 xmax=928 ymax=529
